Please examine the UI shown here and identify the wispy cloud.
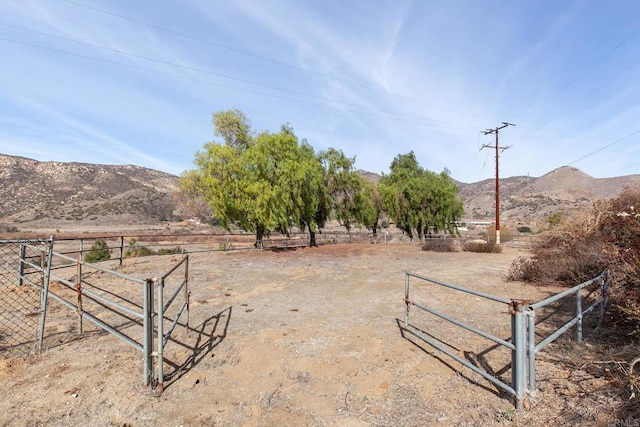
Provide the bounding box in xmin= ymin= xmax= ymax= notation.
xmin=1 ymin=0 xmax=640 ymax=182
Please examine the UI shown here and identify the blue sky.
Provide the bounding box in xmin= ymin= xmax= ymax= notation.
xmin=1 ymin=1 xmax=640 ymax=183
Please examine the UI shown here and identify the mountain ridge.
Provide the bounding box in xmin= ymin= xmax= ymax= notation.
xmin=1 ymin=154 xmax=638 ymax=230
xmin=0 ymin=154 xmax=177 ymax=227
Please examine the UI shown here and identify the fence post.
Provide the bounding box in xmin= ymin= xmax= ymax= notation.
xmin=76 ymin=260 xmax=83 ymax=335
xmin=40 ymin=251 xmax=45 ymax=288
xmin=157 ymin=277 xmax=164 ymax=394
xmin=142 ymin=278 xmax=154 ymax=386
xmin=37 ymin=239 xmax=54 ymax=352
xmin=119 ymin=236 xmax=124 ymax=266
xmin=576 ymin=289 xmax=583 ymax=343
xmin=17 ymin=243 xmax=26 ymax=287
xmin=404 ymin=273 xmax=410 ymax=327
xmin=599 ymin=275 xmax=607 ymax=326
xmin=511 ymin=300 xmax=527 ymax=410
xmin=184 ymin=255 xmax=190 ymax=328
xmin=527 ymin=308 xmax=536 ymax=394
xmin=79 ymin=239 xmax=84 ymax=261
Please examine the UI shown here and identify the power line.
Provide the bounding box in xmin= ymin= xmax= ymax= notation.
xmin=0 ymin=23 xmax=483 ymax=130
xmin=517 ymin=22 xmax=640 ymax=125
xmin=566 ymin=128 xmax=640 ymax=167
xmin=0 ymin=22 xmax=392 ymax=111
xmin=60 ymin=0 xmax=486 ymax=120
xmin=0 ymin=36 xmax=482 ymax=132
xmin=514 ymin=57 xmax=640 ymax=146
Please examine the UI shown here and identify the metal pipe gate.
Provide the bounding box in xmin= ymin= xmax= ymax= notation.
xmin=402 ymin=270 xmax=609 ymax=409
xmin=4 ymin=239 xmax=190 ymax=392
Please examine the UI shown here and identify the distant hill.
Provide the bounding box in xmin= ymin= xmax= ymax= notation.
xmin=0 ymin=154 xmax=178 ymax=228
xmin=457 ymin=166 xmax=640 ymax=229
xmin=1 ymin=154 xmax=638 ymax=232
xmin=359 ymin=166 xmax=640 ymax=230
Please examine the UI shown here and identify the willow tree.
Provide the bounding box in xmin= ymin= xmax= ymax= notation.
xmin=318 ymin=148 xmax=376 ymax=235
xmin=379 ymin=152 xmax=463 ymax=240
xmin=355 ymin=179 xmax=383 ymax=236
xmin=184 ymin=110 xmax=331 ymax=247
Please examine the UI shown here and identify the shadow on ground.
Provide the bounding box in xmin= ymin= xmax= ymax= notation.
xmin=161 ymin=306 xmax=232 ymax=390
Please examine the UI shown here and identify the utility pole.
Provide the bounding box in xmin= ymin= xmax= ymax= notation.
xmin=481 ymin=122 xmax=514 ymax=245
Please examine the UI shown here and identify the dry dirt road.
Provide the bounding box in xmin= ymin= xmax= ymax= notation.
xmin=0 ymin=243 xmax=616 ymax=426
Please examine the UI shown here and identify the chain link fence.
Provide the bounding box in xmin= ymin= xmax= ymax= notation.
xmin=0 ymin=239 xmax=53 ymax=358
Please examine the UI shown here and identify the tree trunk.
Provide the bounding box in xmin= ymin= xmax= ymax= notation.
xmin=372 ymin=216 xmax=379 ymax=238
xmin=255 ymin=226 xmax=265 ymax=250
xmin=308 ymin=225 xmax=317 ymax=247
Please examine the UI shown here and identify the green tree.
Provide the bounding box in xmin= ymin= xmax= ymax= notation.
xmin=289 ymin=139 xmax=327 ymax=246
xmin=188 ymin=110 xmax=336 ymax=247
xmin=355 ymin=179 xmax=383 ymax=236
xmin=187 ymin=109 xmax=382 ymax=247
xmin=212 ymin=108 xmax=252 ymax=150
xmin=379 ymin=152 xmax=463 ymax=240
xmin=319 ymin=148 xmax=370 ymax=235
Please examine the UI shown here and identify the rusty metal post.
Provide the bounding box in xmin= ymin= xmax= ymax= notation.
xmin=119 ymin=236 xmax=124 ymax=266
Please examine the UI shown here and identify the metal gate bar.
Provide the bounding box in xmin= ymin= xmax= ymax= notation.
xmin=403 ymin=272 xmax=524 ymax=406
xmin=155 ymin=255 xmax=190 ymax=394
xmin=526 ymin=270 xmax=609 ymax=392
xmin=402 ymin=269 xmax=609 ymax=410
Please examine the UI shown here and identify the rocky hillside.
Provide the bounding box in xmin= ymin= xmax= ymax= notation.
xmin=457 ymin=166 xmax=640 ymax=229
xmin=1 ymin=154 xmax=637 ymax=232
xmin=0 ymin=154 xmax=178 ymax=228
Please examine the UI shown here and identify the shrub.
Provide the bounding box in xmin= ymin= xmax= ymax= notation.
xmin=462 ymin=241 xmax=502 ymax=253
xmin=507 ymin=189 xmax=640 ymax=334
xmin=517 ymin=226 xmax=532 ymax=233
xmin=125 ymin=239 xmax=155 ymax=257
xmin=421 ymin=239 xmax=456 ymax=252
xmin=84 ymin=240 xmax=110 ymax=262
xmin=157 ymin=247 xmax=182 ymax=255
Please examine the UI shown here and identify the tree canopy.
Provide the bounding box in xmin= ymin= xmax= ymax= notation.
xmin=379 ymin=152 xmax=463 ymax=240
xmin=182 ymin=110 xmax=465 ymax=247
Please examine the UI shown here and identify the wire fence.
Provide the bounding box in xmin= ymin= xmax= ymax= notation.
xmin=0 ymin=237 xmax=191 ymax=392
xmin=0 ymin=239 xmax=54 ymax=358
xmin=49 ymin=230 xmax=540 ymax=266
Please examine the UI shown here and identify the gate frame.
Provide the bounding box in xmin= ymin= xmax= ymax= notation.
xmin=9 ymin=240 xmax=190 ymax=391
xmin=403 ymin=270 xmax=609 ymax=409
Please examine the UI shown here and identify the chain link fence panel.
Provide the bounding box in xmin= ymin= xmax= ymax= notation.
xmin=0 ymin=239 xmax=52 ymax=358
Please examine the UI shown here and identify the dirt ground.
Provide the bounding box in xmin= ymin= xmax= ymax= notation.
xmin=0 ymin=243 xmax=627 ymax=426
